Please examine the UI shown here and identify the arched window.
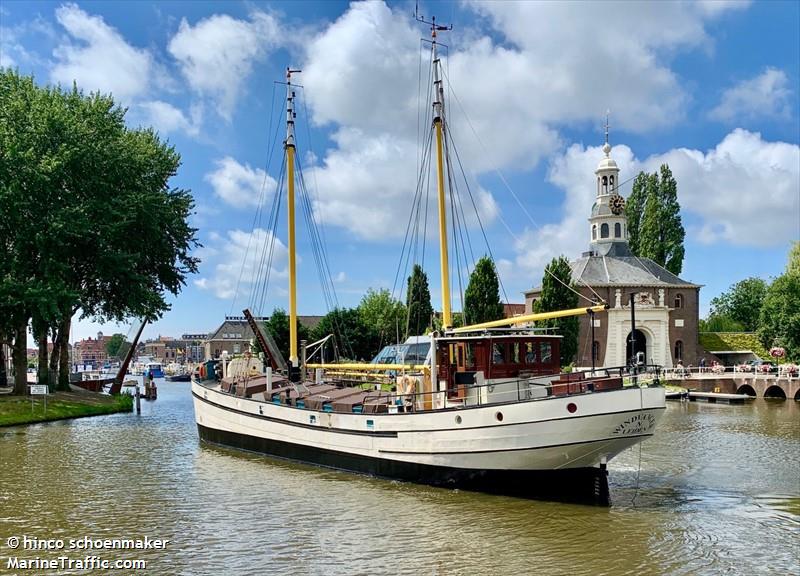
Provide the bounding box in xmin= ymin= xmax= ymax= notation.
xmin=592 ymin=341 xmax=600 ymax=364
xmin=609 ymin=175 xmax=615 ymax=191
xmin=674 ymin=340 xmax=683 ymax=361
xmin=614 ymin=222 xmax=621 ymax=237
xmin=592 ymin=224 xmax=597 ymax=240
xmin=600 ymin=223 xmax=609 ymax=238
xmin=602 ymin=176 xmax=608 ymax=193
xmin=674 ymin=293 xmax=684 ymax=309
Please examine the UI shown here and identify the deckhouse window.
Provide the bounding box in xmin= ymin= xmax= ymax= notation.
xmin=525 ymin=343 xmax=536 ymax=364
xmin=540 ymin=342 xmax=552 ymax=364
xmin=601 ymin=223 xmax=609 ymax=238
xmin=511 ymin=342 xmax=520 ymax=364
xmin=492 ymin=343 xmax=505 ymax=364
xmin=674 ymin=293 xmax=684 ymax=309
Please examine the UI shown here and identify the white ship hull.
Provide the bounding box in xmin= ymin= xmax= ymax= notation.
xmin=193 ymin=380 xmax=665 ymax=504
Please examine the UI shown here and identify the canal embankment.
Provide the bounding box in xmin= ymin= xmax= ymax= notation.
xmin=0 ymin=392 xmax=132 ymax=427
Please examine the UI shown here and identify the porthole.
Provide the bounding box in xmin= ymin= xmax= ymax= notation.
xmin=495 ymin=412 xmax=504 ymax=422
xmin=455 ymin=415 xmax=462 ymax=424
xmin=567 ymin=403 xmax=577 ymax=414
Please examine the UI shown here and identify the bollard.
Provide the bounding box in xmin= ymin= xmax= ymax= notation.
xmin=135 ymin=385 xmax=141 ymax=414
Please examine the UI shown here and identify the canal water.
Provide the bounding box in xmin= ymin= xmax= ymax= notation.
xmin=1 ymin=382 xmax=798 ymax=575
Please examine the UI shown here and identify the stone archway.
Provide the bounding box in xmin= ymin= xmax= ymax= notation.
xmin=764 ymin=385 xmax=787 ymax=399
xmin=626 ymin=329 xmax=647 ymax=365
xmin=737 ymin=384 xmax=757 ymax=397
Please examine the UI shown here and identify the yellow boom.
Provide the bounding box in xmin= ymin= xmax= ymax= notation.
xmin=306 ymin=363 xmax=429 ymax=372
xmin=450 ymin=304 xmax=608 ymax=334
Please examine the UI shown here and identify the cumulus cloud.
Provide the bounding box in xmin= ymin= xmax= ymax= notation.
xmin=300 ymin=0 xmax=746 ymax=241
xmin=168 ymin=11 xmax=280 ymax=120
xmin=194 ymin=228 xmax=288 ymax=300
xmin=139 ymin=100 xmax=202 ymax=137
xmin=50 ymin=3 xmax=151 ymax=103
xmin=710 ymin=67 xmax=793 ymax=122
xmin=510 ymin=130 xmax=799 ymax=282
xmin=205 ymin=156 xmax=276 ymax=208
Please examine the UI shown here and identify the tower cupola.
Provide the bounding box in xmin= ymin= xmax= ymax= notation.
xmin=588 ymin=117 xmax=628 ymax=252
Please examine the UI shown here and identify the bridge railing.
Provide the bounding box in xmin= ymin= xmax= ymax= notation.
xmin=668 ymin=363 xmax=799 ymax=379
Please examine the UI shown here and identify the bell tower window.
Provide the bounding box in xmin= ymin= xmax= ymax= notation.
xmin=602 ymin=176 xmax=608 ymax=194
xmin=592 ymin=225 xmax=597 ymax=240
xmin=600 ymin=223 xmax=609 ymax=238
xmin=614 ymin=222 xmax=621 ymax=237
xmin=609 ymin=175 xmax=615 ymax=192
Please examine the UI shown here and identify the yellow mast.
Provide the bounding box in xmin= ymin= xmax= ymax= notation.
xmin=431 ymin=23 xmax=452 ymax=329
xmin=286 ymin=68 xmax=301 ymax=372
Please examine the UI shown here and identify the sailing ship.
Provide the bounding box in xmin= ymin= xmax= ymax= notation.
xmin=192 ymin=17 xmax=666 ymax=505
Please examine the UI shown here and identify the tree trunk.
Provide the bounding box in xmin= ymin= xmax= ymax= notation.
xmin=37 ymin=330 xmax=49 ymax=390
xmin=12 ymin=321 xmax=28 ymax=395
xmin=0 ymin=332 xmax=7 ymax=387
xmin=49 ymin=325 xmax=62 ymax=390
xmin=58 ymin=315 xmax=71 ymax=391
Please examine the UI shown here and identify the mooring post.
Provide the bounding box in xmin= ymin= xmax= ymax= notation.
xmin=135 ymin=385 xmax=141 ymax=414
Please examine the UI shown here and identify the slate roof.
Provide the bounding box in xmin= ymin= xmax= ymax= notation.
xmin=525 ymin=242 xmax=700 ymax=294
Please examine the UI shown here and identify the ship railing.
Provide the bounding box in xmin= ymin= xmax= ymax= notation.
xmin=360 ymin=364 xmax=663 ymax=412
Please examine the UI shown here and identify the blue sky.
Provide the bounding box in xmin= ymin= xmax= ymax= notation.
xmin=2 ymin=0 xmax=798 ymax=343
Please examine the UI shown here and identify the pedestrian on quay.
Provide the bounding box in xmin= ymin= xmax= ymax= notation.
xmin=699 ymin=357 xmax=706 ymax=373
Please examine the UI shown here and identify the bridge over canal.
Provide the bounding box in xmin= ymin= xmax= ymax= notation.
xmin=665 ymin=373 xmax=800 ymax=400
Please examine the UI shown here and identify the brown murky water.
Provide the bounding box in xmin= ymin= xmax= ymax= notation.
xmin=1 ymin=382 xmax=798 ymax=575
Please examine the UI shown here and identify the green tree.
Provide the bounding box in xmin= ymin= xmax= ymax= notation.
xmin=534 ymin=256 xmax=579 ymax=366
xmin=311 ymin=308 xmax=379 ymax=362
xmin=709 ymin=277 xmax=768 ymax=332
xmin=464 ymin=256 xmax=504 ymax=325
xmin=406 ymin=264 xmax=433 ymax=335
xmin=628 ymin=165 xmax=685 ymax=275
xmin=757 ymin=247 xmax=800 ymax=361
xmin=699 ymin=314 xmax=745 ymax=333
xmin=357 ymin=288 xmax=406 ymax=344
xmin=0 ymin=70 xmax=199 ymax=393
xmin=625 ymin=172 xmax=648 ymax=254
xmin=787 ymin=241 xmax=800 ymax=276
xmin=106 ymin=334 xmax=128 ymax=358
xmin=263 ymin=308 xmax=310 ymax=364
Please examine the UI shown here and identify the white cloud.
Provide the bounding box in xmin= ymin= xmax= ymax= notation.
xmin=710 ymin=67 xmax=793 ymax=122
xmin=50 ymin=3 xmax=151 ymax=103
xmin=510 ymin=130 xmax=800 ymax=282
xmin=300 ymin=0 xmax=746 ymax=241
xmin=194 ymin=228 xmax=288 ymax=300
xmin=204 ymin=156 xmax=276 ymax=208
xmin=139 ymin=100 xmax=202 ymax=137
xmin=168 ymin=11 xmax=279 ymax=120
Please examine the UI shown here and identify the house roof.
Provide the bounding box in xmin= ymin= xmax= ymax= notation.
xmin=525 ymin=243 xmax=700 ymax=295
xmin=206 ymin=315 xmax=324 ymax=342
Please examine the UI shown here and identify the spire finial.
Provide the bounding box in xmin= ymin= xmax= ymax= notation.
xmin=602 ymin=109 xmax=611 ymax=157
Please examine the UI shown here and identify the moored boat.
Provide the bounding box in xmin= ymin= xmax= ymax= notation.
xmin=193 ymin=15 xmax=665 ymax=505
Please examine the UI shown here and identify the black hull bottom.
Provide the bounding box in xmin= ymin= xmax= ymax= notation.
xmin=197 ymin=423 xmax=611 ymax=506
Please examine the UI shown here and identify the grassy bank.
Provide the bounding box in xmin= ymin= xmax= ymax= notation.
xmin=0 ymin=392 xmax=133 ymax=427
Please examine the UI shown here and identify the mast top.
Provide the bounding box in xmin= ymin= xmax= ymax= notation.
xmin=415 ymin=4 xmax=452 ymax=40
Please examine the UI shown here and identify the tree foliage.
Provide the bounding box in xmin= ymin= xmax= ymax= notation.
xmin=357 ymin=288 xmax=406 ymax=344
xmin=0 ymin=70 xmax=199 ymax=393
xmin=626 ymin=165 xmax=685 ymax=274
xmin=534 ymin=256 xmax=579 ymax=366
xmin=699 ymin=314 xmax=745 ymax=333
xmin=406 ymin=264 xmax=433 ymax=335
xmin=709 ymin=277 xmax=768 ymax=332
xmin=105 ymin=333 xmax=128 ymax=358
xmin=464 ymin=256 xmax=504 ymax=326
xmin=262 ymin=308 xmax=310 ymax=364
xmin=757 ymin=248 xmax=800 ymax=361
xmin=311 ymin=308 xmax=380 ymax=362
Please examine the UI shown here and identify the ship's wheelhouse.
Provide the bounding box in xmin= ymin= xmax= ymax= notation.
xmin=436 ymin=333 xmax=562 ymax=398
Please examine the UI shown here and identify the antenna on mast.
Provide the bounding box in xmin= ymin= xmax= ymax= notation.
xmin=415 ymin=2 xmax=452 ymax=39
